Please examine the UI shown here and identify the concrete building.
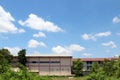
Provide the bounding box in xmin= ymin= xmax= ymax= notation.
xmin=81 ymin=58 xmax=104 ymax=75
xmin=73 ymin=58 xmax=117 ymax=75
xmin=13 ymin=55 xmax=72 ymax=76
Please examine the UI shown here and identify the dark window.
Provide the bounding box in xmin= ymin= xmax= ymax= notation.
xmin=50 ymin=61 xmax=60 ymax=63
xmin=32 ymin=61 xmax=37 ymax=63
xmin=40 ymin=61 xmax=49 ymax=63
xmin=27 ymin=61 xmax=60 ymax=63
xmin=87 ymin=66 xmax=92 ymax=70
xmin=87 ymin=61 xmax=92 ymax=64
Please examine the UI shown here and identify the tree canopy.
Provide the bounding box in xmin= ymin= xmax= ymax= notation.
xmin=18 ymin=49 xmax=27 ymax=66
xmin=90 ymin=62 xmax=100 ymax=73
xmin=73 ymin=59 xmax=83 ymax=76
xmin=86 ymin=57 xmax=120 ymax=80
xmin=0 ymin=48 xmax=13 ymax=63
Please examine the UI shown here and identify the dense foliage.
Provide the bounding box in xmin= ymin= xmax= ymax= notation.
xmin=86 ymin=57 xmax=120 ymax=80
xmin=1 ymin=48 xmax=120 ymax=80
xmin=73 ymin=59 xmax=83 ymax=76
xmin=18 ymin=49 xmax=27 ymax=66
xmin=0 ymin=48 xmax=52 ymax=80
xmin=0 ymin=48 xmax=13 ymax=63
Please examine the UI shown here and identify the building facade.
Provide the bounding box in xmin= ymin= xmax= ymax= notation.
xmin=13 ymin=55 xmax=72 ymax=76
xmin=73 ymin=58 xmax=117 ymax=75
xmin=81 ymin=58 xmax=104 ymax=72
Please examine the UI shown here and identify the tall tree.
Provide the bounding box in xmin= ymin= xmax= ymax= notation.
xmin=102 ymin=59 xmax=115 ymax=77
xmin=18 ymin=49 xmax=27 ymax=66
xmin=73 ymin=59 xmax=83 ymax=76
xmin=0 ymin=49 xmax=12 ymax=74
xmin=90 ymin=62 xmax=100 ymax=73
xmin=0 ymin=48 xmax=13 ymax=63
xmin=114 ymin=56 xmax=120 ymax=78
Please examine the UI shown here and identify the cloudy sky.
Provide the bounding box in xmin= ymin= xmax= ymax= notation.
xmin=0 ymin=0 xmax=120 ymax=58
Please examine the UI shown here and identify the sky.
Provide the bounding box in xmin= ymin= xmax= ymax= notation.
xmin=0 ymin=0 xmax=120 ymax=58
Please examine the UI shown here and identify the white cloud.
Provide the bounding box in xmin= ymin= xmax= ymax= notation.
xmin=39 ymin=42 xmax=47 ymax=47
xmin=82 ymin=53 xmax=92 ymax=57
xmin=33 ymin=32 xmax=46 ymax=38
xmin=82 ymin=33 xmax=96 ymax=41
xmin=114 ymin=54 xmax=119 ymax=58
xmin=95 ymin=31 xmax=111 ymax=37
xmin=4 ymin=47 xmax=21 ymax=55
xmin=18 ymin=29 xmax=25 ymax=33
xmin=0 ymin=6 xmax=24 ymax=33
xmin=68 ymin=44 xmax=85 ymax=51
xmin=52 ymin=46 xmax=71 ymax=55
xmin=28 ymin=39 xmax=47 ymax=48
xmin=112 ymin=16 xmax=120 ymax=24
xmin=81 ymin=34 xmax=90 ymax=40
xmin=52 ymin=44 xmax=85 ymax=55
xmin=101 ymin=41 xmax=117 ymax=48
xmin=82 ymin=31 xmax=111 ymax=41
xmin=18 ymin=14 xmax=63 ymax=32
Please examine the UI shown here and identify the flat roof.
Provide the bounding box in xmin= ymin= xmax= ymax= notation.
xmin=14 ymin=55 xmax=72 ymax=58
xmin=73 ymin=58 xmax=117 ymax=61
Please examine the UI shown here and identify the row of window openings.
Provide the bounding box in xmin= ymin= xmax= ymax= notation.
xmin=51 ymin=68 xmax=69 ymax=71
xmin=28 ymin=61 xmax=60 ymax=63
xmin=29 ymin=67 xmax=69 ymax=71
xmin=86 ymin=61 xmax=102 ymax=64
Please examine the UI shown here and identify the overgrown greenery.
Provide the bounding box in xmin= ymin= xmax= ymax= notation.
xmin=73 ymin=59 xmax=83 ymax=76
xmin=1 ymin=48 xmax=120 ymax=80
xmin=86 ymin=57 xmax=120 ymax=80
xmin=18 ymin=49 xmax=27 ymax=66
xmin=73 ymin=58 xmax=120 ymax=80
xmin=0 ymin=48 xmax=13 ymax=63
xmin=0 ymin=48 xmax=52 ymax=80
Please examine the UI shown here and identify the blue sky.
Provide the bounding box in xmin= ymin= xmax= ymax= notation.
xmin=0 ymin=0 xmax=120 ymax=58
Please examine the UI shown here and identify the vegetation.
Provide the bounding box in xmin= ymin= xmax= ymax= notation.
xmin=0 ymin=48 xmax=52 ymax=80
xmin=73 ymin=59 xmax=83 ymax=76
xmin=0 ymin=48 xmax=13 ymax=63
xmin=86 ymin=57 xmax=120 ymax=80
xmin=0 ymin=48 xmax=120 ymax=80
xmin=72 ymin=58 xmax=120 ymax=80
xmin=18 ymin=49 xmax=27 ymax=66
xmin=90 ymin=62 xmax=100 ymax=73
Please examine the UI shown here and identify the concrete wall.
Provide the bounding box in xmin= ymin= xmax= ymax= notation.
xmin=13 ymin=56 xmax=72 ymax=76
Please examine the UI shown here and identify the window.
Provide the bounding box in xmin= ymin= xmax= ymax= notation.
xmin=50 ymin=61 xmax=60 ymax=63
xmin=87 ymin=61 xmax=92 ymax=64
xmin=87 ymin=66 xmax=92 ymax=70
xmin=40 ymin=61 xmax=49 ymax=63
xmin=27 ymin=61 xmax=60 ymax=63
xmin=28 ymin=61 xmax=38 ymax=63
xmin=32 ymin=61 xmax=37 ymax=63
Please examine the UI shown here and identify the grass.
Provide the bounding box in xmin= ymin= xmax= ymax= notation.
xmin=50 ymin=76 xmax=85 ymax=80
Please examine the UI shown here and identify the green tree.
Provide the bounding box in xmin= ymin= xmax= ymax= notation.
xmin=73 ymin=59 xmax=83 ymax=76
xmin=114 ymin=56 xmax=120 ymax=78
xmin=18 ymin=49 xmax=27 ymax=66
xmin=0 ymin=53 xmax=11 ymax=74
xmin=102 ymin=59 xmax=115 ymax=77
xmin=90 ymin=62 xmax=100 ymax=73
xmin=0 ymin=48 xmax=13 ymax=74
xmin=0 ymin=48 xmax=13 ymax=63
